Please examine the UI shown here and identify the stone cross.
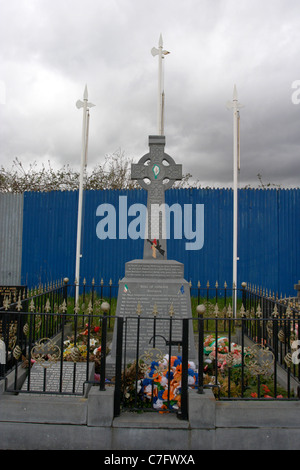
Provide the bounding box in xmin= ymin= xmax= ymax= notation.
xmin=131 ymin=135 xmax=182 ymax=259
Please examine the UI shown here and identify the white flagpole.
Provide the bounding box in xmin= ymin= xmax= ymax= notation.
xmin=232 ymin=85 xmax=239 ymax=318
xmin=158 ymin=34 xmax=163 ymax=135
xmin=227 ymin=84 xmax=243 ymax=317
xmin=151 ymin=34 xmax=170 ymax=135
xmin=85 ymin=109 xmax=90 ymax=166
xmin=75 ymin=85 xmax=95 ymax=305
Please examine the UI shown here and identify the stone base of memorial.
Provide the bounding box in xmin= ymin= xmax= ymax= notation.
xmin=106 ymin=259 xmax=196 ymax=378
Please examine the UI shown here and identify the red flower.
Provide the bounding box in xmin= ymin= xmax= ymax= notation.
xmin=251 ymin=392 xmax=258 ymax=398
xmin=94 ymin=326 xmax=100 ymax=333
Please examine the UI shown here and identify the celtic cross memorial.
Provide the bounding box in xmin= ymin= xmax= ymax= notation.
xmin=131 ymin=135 xmax=182 ymax=259
xmin=105 ymin=135 xmax=196 ymax=375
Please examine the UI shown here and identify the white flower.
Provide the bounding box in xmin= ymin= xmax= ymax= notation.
xmin=160 ymin=376 xmax=168 ymax=387
xmin=188 ymin=375 xmax=195 ymax=385
xmin=161 ymin=355 xmax=169 ymax=366
xmin=144 ymin=385 xmax=152 ymax=395
xmin=153 ymin=399 xmax=164 ymax=410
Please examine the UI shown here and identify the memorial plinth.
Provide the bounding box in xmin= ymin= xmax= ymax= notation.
xmin=109 ymin=259 xmax=196 ymax=361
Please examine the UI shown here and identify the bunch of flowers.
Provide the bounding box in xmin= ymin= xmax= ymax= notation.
xmin=138 ymin=355 xmax=198 ymax=412
xmin=63 ymin=339 xmax=101 ymax=359
xmin=204 ymin=334 xmax=243 ymax=368
xmin=204 ymin=335 xmax=230 ymax=355
xmin=63 ymin=323 xmax=103 ymax=374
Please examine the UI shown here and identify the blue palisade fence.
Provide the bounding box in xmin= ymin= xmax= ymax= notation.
xmin=19 ymin=188 xmax=300 ymax=297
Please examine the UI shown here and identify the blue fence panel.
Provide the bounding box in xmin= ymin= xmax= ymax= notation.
xmin=165 ymin=188 xmax=233 ymax=288
xmin=277 ymin=189 xmax=300 ymax=296
xmin=21 ymin=191 xmax=78 ymax=287
xmin=20 ymin=188 xmax=300 ymax=297
xmin=238 ymin=189 xmax=279 ymax=293
xmin=80 ymin=189 xmax=146 ymax=286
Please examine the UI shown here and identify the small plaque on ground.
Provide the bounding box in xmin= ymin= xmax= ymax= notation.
xmin=21 ymin=362 xmax=92 ymax=395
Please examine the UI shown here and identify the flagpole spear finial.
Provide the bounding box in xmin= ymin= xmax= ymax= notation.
xmin=159 ymin=33 xmax=163 ymax=48
xmin=233 ymin=83 xmax=238 ymax=101
xmin=84 ymin=84 xmax=88 ymax=100
xmin=151 ymin=34 xmax=170 ymax=135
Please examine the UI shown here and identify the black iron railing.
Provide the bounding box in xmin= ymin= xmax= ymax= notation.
xmin=0 ymin=307 xmax=114 ymax=396
xmin=113 ymin=315 xmax=190 ymax=419
xmin=0 ymin=280 xmax=299 ymax=419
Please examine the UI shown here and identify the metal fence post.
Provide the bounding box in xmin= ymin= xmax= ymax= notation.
xmin=241 ymin=311 xmax=246 ymax=398
xmin=99 ymin=302 xmax=109 ymax=391
xmin=178 ymin=318 xmax=189 ymax=420
xmin=273 ymin=307 xmax=278 ymax=397
xmin=241 ymin=282 xmax=247 ymax=310
xmin=63 ymin=277 xmax=69 ymax=303
xmin=0 ymin=339 xmax=6 ymax=379
xmin=63 ymin=277 xmax=69 ymax=326
xmin=197 ymin=313 xmax=204 ymax=394
xmin=114 ymin=317 xmax=124 ymax=417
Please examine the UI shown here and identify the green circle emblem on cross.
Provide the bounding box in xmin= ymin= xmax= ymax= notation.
xmin=152 ymin=164 xmax=160 ymax=179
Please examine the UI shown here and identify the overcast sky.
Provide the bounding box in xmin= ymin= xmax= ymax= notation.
xmin=1 ymin=0 xmax=300 ymax=188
